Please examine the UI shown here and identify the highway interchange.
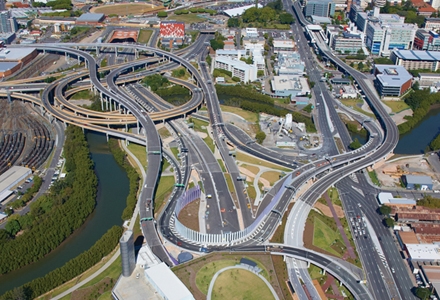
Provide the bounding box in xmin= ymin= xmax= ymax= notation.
xmin=1 ymin=1 xmax=422 ymax=298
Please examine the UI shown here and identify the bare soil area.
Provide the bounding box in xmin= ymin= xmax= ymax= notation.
xmin=178 ymin=199 xmax=200 ymax=231
xmin=314 ymin=202 xmax=345 ymax=218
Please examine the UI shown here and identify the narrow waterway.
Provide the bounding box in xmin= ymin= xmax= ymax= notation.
xmin=0 ymin=131 xmax=129 ymax=295
xmin=395 ymin=107 xmax=440 ymax=155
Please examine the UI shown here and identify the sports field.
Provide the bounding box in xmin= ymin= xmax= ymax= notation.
xmin=92 ymin=4 xmax=163 ymax=16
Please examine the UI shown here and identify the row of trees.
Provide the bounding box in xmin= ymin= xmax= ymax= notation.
xmin=7 ymin=176 xmax=42 ymax=210
xmin=215 ymin=84 xmax=316 ymax=132
xmin=33 ymin=0 xmax=72 ymax=9
xmin=228 ymin=0 xmax=294 ymax=27
xmin=417 ymin=195 xmax=440 ymax=209
xmin=0 ymin=126 xmax=97 ymax=275
xmin=174 ymin=7 xmax=216 ymax=15
xmin=108 ymin=139 xmax=140 ymax=221
xmin=210 ymin=32 xmax=226 ymax=51
xmin=0 ymin=226 xmax=122 ymax=300
xmin=398 ymin=89 xmax=440 ymax=134
xmin=429 ymin=134 xmax=440 ymax=151
xmin=142 ymin=74 xmax=170 ymax=91
xmin=156 ymin=85 xmax=191 ymax=106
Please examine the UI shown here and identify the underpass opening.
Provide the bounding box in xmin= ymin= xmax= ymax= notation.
xmin=109 ymin=30 xmax=139 ymax=43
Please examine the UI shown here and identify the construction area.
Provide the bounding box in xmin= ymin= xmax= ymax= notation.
xmin=374 ymin=156 xmax=440 ymax=189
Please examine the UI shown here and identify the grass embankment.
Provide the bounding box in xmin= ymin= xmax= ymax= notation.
xmin=260 ymin=171 xmax=281 ymax=186
xmin=383 ymin=100 xmax=410 ymax=113
xmin=70 ymin=90 xmax=93 ymax=100
xmin=368 ymin=170 xmax=381 ymax=186
xmin=167 ymin=13 xmax=205 ymax=23
xmin=127 ymin=143 xmax=147 ymax=169
xmin=93 ymin=3 xmax=162 ymax=16
xmin=138 ymin=29 xmax=153 ymax=44
xmin=191 ymin=118 xmax=215 ymax=153
xmin=154 ymin=176 xmax=175 ymax=214
xmin=340 ymin=98 xmax=375 ymax=118
xmin=236 ymin=152 xmax=291 ymax=172
xmin=212 ymin=269 xmax=275 ymax=300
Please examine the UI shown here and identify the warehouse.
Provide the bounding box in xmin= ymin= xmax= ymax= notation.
xmin=144 ymin=262 xmax=194 ymax=300
xmin=403 ymin=175 xmax=433 ymax=190
xmin=75 ymin=13 xmax=105 ymax=26
xmin=407 ymin=244 xmax=440 ymax=263
xmin=0 ymin=166 xmax=31 ymax=203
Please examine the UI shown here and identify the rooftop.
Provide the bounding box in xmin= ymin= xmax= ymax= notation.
xmin=273 ymin=39 xmax=295 ymax=48
xmin=215 ymin=56 xmax=256 ymax=72
xmin=375 ymin=64 xmax=413 ymax=87
xmin=144 ymin=262 xmax=194 ymax=300
xmin=405 ymin=174 xmax=433 ymax=185
xmin=398 ymin=230 xmax=419 ymax=244
xmin=0 ymin=48 xmax=35 ymax=61
xmin=0 ymin=166 xmax=32 ymax=192
xmin=223 ymin=4 xmax=263 ymax=17
xmin=271 ymin=75 xmax=309 ymax=93
xmin=393 ymin=49 xmax=440 ymax=61
xmin=0 ymin=61 xmax=19 ymax=72
xmin=407 ymin=244 xmax=440 ymax=261
xmin=76 ymin=13 xmax=105 ymax=22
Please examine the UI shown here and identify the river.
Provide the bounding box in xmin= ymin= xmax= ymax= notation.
xmin=0 ymin=132 xmax=129 ymax=295
xmin=394 ymin=107 xmax=440 ymax=155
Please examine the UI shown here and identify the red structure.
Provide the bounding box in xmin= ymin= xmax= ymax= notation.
xmin=160 ymin=21 xmax=185 ymax=39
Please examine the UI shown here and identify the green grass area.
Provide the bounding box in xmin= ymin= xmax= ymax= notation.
xmin=217 ymin=159 xmax=226 ymax=172
xmin=171 ymin=147 xmax=179 ymax=160
xmin=191 ymin=118 xmax=215 ymax=152
xmin=383 ymin=100 xmax=410 ymax=113
xmin=138 ymin=29 xmax=153 ymax=44
xmin=80 ymin=256 xmax=121 ymax=289
xmin=328 ymin=187 xmax=342 ymax=206
xmin=312 ymin=217 xmax=345 ymax=257
xmin=368 ymin=170 xmax=381 ymax=186
xmin=188 ymin=181 xmax=195 ymax=189
xmin=340 ymin=98 xmax=375 ymax=118
xmin=196 ymin=260 xmax=236 ymax=294
xmin=70 ymin=90 xmax=93 ymax=100
xmin=198 ymin=180 xmax=204 ymax=193
xmin=308 ymin=265 xmax=328 ymax=286
xmin=224 ymin=173 xmax=235 ymax=192
xmin=236 ymin=152 xmax=291 ymax=172
xmin=133 ymin=215 xmax=141 ymax=238
xmin=158 ymin=127 xmax=171 ymax=139
xmin=154 ymin=176 xmax=175 ymax=212
xmin=127 ymin=143 xmax=147 ymax=168
xmin=167 ymin=13 xmax=205 ymax=23
xmin=212 ymin=269 xmax=275 ymax=300
xmin=260 ymin=171 xmax=280 ymax=186
xmin=220 ymin=105 xmax=259 ymax=123
xmin=246 ymin=183 xmax=256 ymax=201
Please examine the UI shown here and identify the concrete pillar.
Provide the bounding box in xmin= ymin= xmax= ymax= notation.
xmin=105 ymin=99 xmax=109 ymax=111
xmin=322 ymin=269 xmax=326 ymax=275
xmin=106 ymin=133 xmax=109 ymax=142
xmin=115 ymin=47 xmax=118 ymax=57
xmin=96 ymin=46 xmax=100 ymax=55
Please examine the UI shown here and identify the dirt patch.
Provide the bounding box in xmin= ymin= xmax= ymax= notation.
xmin=197 ymin=131 xmax=208 ymax=139
xmin=238 ymin=166 xmax=257 ymax=179
xmin=173 ymin=253 xmax=285 ymax=300
xmin=391 ymin=109 xmax=413 ymax=125
xmin=178 ymin=199 xmax=200 ymax=231
xmin=71 ymin=277 xmax=114 ymax=300
xmin=376 ymin=156 xmax=439 ymax=187
xmin=314 ymin=202 xmax=345 ymax=218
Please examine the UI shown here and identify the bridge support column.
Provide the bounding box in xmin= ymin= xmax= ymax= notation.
xmin=115 ymin=47 xmax=118 ymax=57
xmin=106 ymin=133 xmax=109 ymax=142
xmin=322 ymin=269 xmax=326 ymax=275
xmin=7 ymin=91 xmax=11 ymax=103
xmin=339 ymin=280 xmax=342 ymax=286
xmin=105 ymin=99 xmax=109 ymax=111
xmin=125 ymin=123 xmax=128 ymax=132
xmin=307 ymin=261 xmax=310 ymax=268
xmin=96 ymin=47 xmax=100 ymax=55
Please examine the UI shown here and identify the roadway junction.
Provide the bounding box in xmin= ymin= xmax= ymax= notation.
xmin=1 ymin=4 xmax=414 ymax=298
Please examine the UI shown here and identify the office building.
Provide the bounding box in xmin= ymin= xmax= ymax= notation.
xmin=274 ymin=51 xmax=305 ymax=75
xmin=327 ymin=26 xmax=363 ymax=54
xmin=391 ymin=49 xmax=440 ymax=71
xmin=425 ymin=17 xmax=440 ymax=30
xmin=0 ymin=11 xmax=17 ymax=34
xmin=406 ymin=244 xmax=440 ymax=263
xmin=366 ymin=20 xmax=417 ymax=56
xmin=374 ymin=64 xmax=413 ymax=97
xmin=271 ymin=75 xmax=310 ymax=98
xmin=414 ymin=29 xmax=440 ymax=51
xmin=213 ymin=56 xmax=258 ymax=82
xmin=304 ymin=0 xmax=335 ymax=18
xmin=273 ymin=39 xmax=295 ymax=53
xmin=120 ymin=230 xmax=135 ymax=277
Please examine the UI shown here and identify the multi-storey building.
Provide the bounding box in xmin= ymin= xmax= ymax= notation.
xmin=424 ymin=18 xmax=440 ymax=31
xmin=304 ymin=0 xmax=335 ymax=18
xmin=414 ymin=29 xmax=440 ymax=51
xmin=366 ymin=20 xmax=417 ymax=56
xmin=327 ymin=25 xmax=363 ymax=54
xmin=0 ymin=11 xmax=17 ymax=34
xmin=391 ymin=49 xmax=440 ymax=71
xmin=374 ymin=64 xmax=413 ymax=97
xmin=213 ymin=56 xmax=258 ymax=82
xmin=274 ymin=51 xmax=305 ymax=75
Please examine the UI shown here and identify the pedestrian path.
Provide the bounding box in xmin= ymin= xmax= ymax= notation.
xmin=323 ymin=192 xmax=356 ymax=260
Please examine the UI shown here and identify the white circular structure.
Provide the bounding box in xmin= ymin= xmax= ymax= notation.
xmin=374 ymin=0 xmax=386 ymax=8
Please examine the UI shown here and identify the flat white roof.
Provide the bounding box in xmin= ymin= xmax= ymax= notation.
xmin=0 ymin=212 xmax=7 ymax=221
xmin=273 ymin=40 xmax=295 ymax=48
xmin=0 ymin=166 xmax=32 ymax=193
xmin=378 ymin=192 xmax=393 ymax=204
xmin=0 ymin=48 xmax=35 ymax=61
xmin=144 ymin=262 xmax=194 ymax=300
xmin=407 ymin=244 xmax=440 ymax=261
xmin=0 ymin=190 xmax=13 ymax=203
xmin=223 ymin=4 xmax=263 ymax=17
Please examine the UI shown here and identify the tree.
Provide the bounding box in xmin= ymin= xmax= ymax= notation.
xmin=5 ymin=219 xmax=21 ymax=236
xmin=227 ymin=17 xmax=240 ymax=28
xmin=279 ymin=13 xmax=295 ymax=24
xmin=384 ymin=217 xmax=395 ymax=227
xmin=358 ymin=61 xmax=364 ymax=70
xmin=413 ymin=81 xmax=420 ymax=91
xmin=379 ymin=205 xmax=392 ymax=215
xmin=309 ymin=81 xmax=315 ymax=88
xmin=157 ymin=11 xmax=167 ymax=18
xmin=255 ymin=131 xmax=266 ymax=144
xmin=349 ymin=138 xmax=362 ymax=150
xmin=415 ymin=287 xmax=431 ymax=300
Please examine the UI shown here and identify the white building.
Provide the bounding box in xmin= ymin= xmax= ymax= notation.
xmin=213 ymin=56 xmax=258 ymax=82
xmin=244 ymin=27 xmax=258 ymax=38
xmin=271 ymin=75 xmax=310 ymax=98
xmin=244 ymin=43 xmax=265 ymax=71
xmin=274 ymin=51 xmax=305 ymax=75
xmin=406 ymin=244 xmax=440 ymax=263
